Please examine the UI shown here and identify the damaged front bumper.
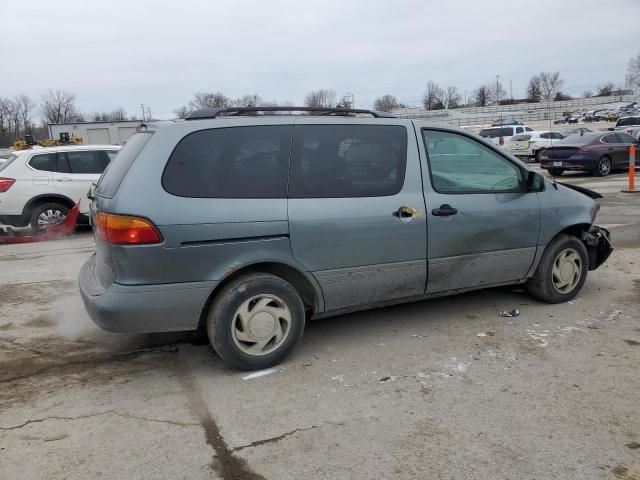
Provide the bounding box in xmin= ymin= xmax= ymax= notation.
xmin=583 ymin=225 xmax=613 ymax=270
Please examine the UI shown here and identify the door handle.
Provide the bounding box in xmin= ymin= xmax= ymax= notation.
xmin=56 ymin=177 xmax=72 ymax=182
xmin=393 ymin=205 xmax=417 ymax=219
xmin=432 ymin=204 xmax=458 ymax=216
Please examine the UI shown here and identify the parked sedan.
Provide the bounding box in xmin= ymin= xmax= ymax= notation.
xmin=540 ymin=131 xmax=639 ymax=177
xmin=507 ymin=130 xmax=566 ymax=161
xmin=559 ymin=127 xmax=592 ymax=136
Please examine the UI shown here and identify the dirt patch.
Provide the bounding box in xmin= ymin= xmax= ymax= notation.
xmin=624 ymin=339 xmax=640 ymax=346
xmin=0 ymin=280 xmax=76 ymax=306
xmin=24 ymin=315 xmax=55 ymax=328
xmin=0 ymin=322 xmax=14 ymax=331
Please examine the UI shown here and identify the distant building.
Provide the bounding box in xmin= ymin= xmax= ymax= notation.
xmin=48 ymin=120 xmax=142 ymax=145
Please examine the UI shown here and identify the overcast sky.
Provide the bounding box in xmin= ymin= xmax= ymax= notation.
xmin=1 ymin=0 xmax=638 ymax=119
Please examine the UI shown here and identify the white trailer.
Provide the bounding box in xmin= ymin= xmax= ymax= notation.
xmin=48 ymin=120 xmax=142 ymax=145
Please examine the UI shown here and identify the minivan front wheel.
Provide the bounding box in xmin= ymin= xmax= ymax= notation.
xmin=527 ymin=234 xmax=588 ymax=303
xmin=207 ymin=273 xmax=305 ymax=370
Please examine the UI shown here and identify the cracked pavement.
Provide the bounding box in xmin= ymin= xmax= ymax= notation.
xmin=1 ymin=170 xmax=640 ymax=479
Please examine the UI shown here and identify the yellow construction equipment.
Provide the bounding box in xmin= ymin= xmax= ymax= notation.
xmin=12 ymin=133 xmax=83 ymax=150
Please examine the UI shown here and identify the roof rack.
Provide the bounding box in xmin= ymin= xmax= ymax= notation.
xmin=185 ymin=106 xmax=396 ymax=120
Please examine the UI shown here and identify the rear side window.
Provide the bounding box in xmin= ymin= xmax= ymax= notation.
xmin=540 ymin=133 xmax=551 ymax=139
xmin=525 ymin=127 xmax=533 ymax=132
xmin=97 ymin=132 xmax=152 ymax=198
xmin=602 ymin=134 xmax=617 ymax=144
xmin=289 ymin=124 xmax=407 ymax=198
xmin=28 ymin=153 xmax=55 ymax=171
xmin=66 ymin=151 xmax=106 ymax=174
xmin=615 ymin=133 xmax=637 ymax=144
xmin=163 ymin=125 xmax=292 ymax=198
xmin=515 ymin=127 xmax=524 ymax=133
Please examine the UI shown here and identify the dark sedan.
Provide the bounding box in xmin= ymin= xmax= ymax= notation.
xmin=540 ymin=131 xmax=638 ymax=177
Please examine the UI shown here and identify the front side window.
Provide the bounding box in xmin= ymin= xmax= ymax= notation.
xmin=525 ymin=127 xmax=533 ymax=132
xmin=540 ymin=133 xmax=551 ymax=139
xmin=423 ymin=129 xmax=522 ymax=193
xmin=65 ymin=151 xmax=106 ymax=174
xmin=602 ymin=134 xmax=617 ymax=144
xmin=163 ymin=125 xmax=292 ymax=198
xmin=515 ymin=127 xmax=524 ymax=133
xmin=289 ymin=124 xmax=407 ymax=198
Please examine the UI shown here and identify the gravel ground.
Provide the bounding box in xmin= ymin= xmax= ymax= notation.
xmin=0 ymin=170 xmax=639 ymax=480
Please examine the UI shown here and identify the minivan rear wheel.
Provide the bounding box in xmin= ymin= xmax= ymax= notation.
xmin=30 ymin=202 xmax=68 ymax=233
xmin=527 ymin=234 xmax=588 ymax=303
xmin=207 ymin=273 xmax=305 ymax=370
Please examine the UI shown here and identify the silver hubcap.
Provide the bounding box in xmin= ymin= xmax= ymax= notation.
xmin=231 ymin=294 xmax=292 ymax=356
xmin=598 ymin=157 xmax=611 ymax=175
xmin=37 ymin=209 xmax=66 ymax=229
xmin=551 ymin=248 xmax=582 ymax=293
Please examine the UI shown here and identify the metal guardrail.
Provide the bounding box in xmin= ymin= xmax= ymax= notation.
xmin=396 ymin=95 xmax=640 ymax=127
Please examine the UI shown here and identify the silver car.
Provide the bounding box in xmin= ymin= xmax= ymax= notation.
xmin=79 ymin=107 xmax=612 ymax=370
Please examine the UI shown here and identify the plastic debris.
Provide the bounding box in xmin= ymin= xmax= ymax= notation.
xmin=242 ymin=367 xmax=279 ymax=380
xmin=499 ymin=309 xmax=520 ymax=318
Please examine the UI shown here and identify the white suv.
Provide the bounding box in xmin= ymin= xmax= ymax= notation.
xmin=478 ymin=125 xmax=534 ymax=146
xmin=0 ymin=145 xmax=119 ymax=231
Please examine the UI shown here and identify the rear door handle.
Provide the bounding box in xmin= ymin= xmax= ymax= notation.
xmin=56 ymin=177 xmax=72 ymax=182
xmin=432 ymin=204 xmax=458 ymax=216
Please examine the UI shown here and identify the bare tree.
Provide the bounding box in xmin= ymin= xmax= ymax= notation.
xmin=174 ymin=106 xmax=189 ymax=119
xmin=41 ymin=89 xmax=79 ymax=123
xmin=188 ymin=91 xmax=230 ymax=110
xmin=596 ymin=82 xmax=616 ymax=97
xmin=473 ymin=84 xmax=493 ymax=107
xmin=526 ymin=75 xmax=542 ymax=102
xmin=627 ymin=52 xmax=640 ymax=90
xmin=234 ymin=94 xmax=262 ymax=107
xmin=335 ymin=95 xmax=353 ymax=109
xmin=15 ymin=95 xmax=36 ymax=133
xmin=373 ymin=94 xmax=400 ymax=112
xmin=443 ymin=86 xmax=461 ymax=109
xmin=538 ymin=71 xmax=564 ymax=101
xmin=421 ymin=81 xmax=444 ymax=110
xmin=304 ymin=89 xmax=336 ymax=109
xmin=583 ymin=90 xmax=593 ymax=98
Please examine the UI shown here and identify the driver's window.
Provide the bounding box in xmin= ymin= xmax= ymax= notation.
xmin=422 ymin=130 xmax=522 ymax=193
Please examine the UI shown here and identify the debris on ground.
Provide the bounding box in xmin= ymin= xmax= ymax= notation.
xmin=242 ymin=367 xmax=280 ymax=380
xmin=476 ymin=331 xmax=495 ymax=337
xmin=499 ymin=309 xmax=520 ymax=318
xmin=626 ymin=441 xmax=640 ymax=449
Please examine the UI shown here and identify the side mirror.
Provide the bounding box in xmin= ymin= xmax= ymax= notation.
xmin=526 ymin=171 xmax=544 ymax=192
xmin=607 ymin=127 xmax=615 ymax=131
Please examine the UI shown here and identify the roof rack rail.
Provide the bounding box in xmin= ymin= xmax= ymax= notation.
xmin=185 ymin=106 xmax=396 ymax=120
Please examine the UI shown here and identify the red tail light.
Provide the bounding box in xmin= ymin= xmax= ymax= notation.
xmin=0 ymin=177 xmax=15 ymax=193
xmin=95 ymin=213 xmax=162 ymax=245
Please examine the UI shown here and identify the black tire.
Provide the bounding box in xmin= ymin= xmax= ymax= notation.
xmin=534 ymin=149 xmax=545 ymax=162
xmin=207 ymin=273 xmax=305 ymax=370
xmin=29 ymin=202 xmax=69 ymax=233
xmin=548 ymin=168 xmax=564 ymax=176
xmin=593 ymin=156 xmax=611 ymax=177
xmin=527 ymin=234 xmax=588 ymax=303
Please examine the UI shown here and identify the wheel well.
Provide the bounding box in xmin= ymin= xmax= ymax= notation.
xmin=558 ymin=223 xmax=590 ymax=240
xmin=197 ymin=262 xmax=319 ymax=331
xmin=23 ymin=195 xmax=75 ymax=218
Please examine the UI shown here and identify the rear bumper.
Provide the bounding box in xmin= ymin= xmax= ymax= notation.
xmin=79 ymin=254 xmax=217 ymax=333
xmin=541 ymin=158 xmax=596 ymax=171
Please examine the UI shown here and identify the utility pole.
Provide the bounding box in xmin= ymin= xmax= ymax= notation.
xmin=510 ymin=80 xmax=513 ymax=101
xmin=140 ymin=104 xmax=146 ymax=122
xmin=464 ymin=89 xmax=467 ymax=106
xmin=496 ymin=75 xmax=500 ymax=105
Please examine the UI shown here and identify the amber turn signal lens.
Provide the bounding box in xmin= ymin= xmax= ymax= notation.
xmin=95 ymin=213 xmax=162 ymax=245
